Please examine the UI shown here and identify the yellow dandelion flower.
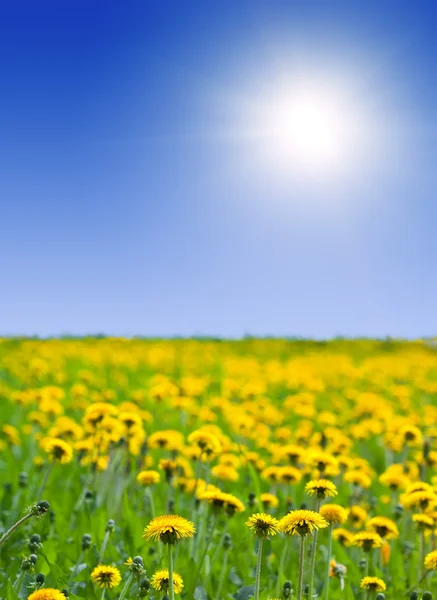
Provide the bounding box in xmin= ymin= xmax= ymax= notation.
xmin=136 ymin=470 xmax=161 ymax=486
xmin=305 ymin=479 xmax=338 ymax=499
xmin=219 ymin=492 xmax=245 ymax=516
xmin=413 ymin=513 xmax=435 ymax=530
xmin=320 ymin=504 xmax=347 ymax=525
xmin=143 ymin=514 xmax=196 ymax=545
xmin=360 ymin=577 xmax=386 ymax=592
xmin=352 ymin=531 xmax=384 ymax=551
xmin=425 ymin=549 xmax=437 ymax=570
xmin=211 ymin=464 xmax=239 ymax=482
xmin=344 ymin=470 xmax=372 ymax=489
xmin=346 ymin=505 xmax=368 ymax=528
xmin=278 ymin=466 xmax=302 ymax=485
xmin=151 ymin=569 xmax=184 ymax=594
xmin=332 ymin=528 xmax=354 ymax=546
xmin=28 ymin=590 xmax=66 ymax=600
xmin=261 ymin=493 xmax=279 ymax=509
xmin=279 ymin=510 xmax=328 ymax=537
xmin=90 ymin=565 xmax=122 ymax=589
xmin=42 ymin=438 xmax=73 ymax=464
xmin=366 ymin=516 xmax=399 ymax=539
xmin=246 ymin=513 xmax=280 ymax=538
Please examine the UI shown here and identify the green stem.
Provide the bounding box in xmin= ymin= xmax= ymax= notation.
xmin=98 ymin=531 xmax=110 ymax=563
xmin=0 ymin=512 xmax=34 ymax=547
xmin=275 ymin=539 xmax=288 ymax=597
xmin=118 ymin=573 xmax=134 ymax=600
xmin=146 ymin=487 xmax=156 ymax=519
xmin=254 ymin=538 xmax=263 ymax=600
xmin=365 ymin=553 xmax=370 ymax=577
xmin=101 ymin=589 xmax=106 ymax=600
xmin=324 ymin=525 xmax=333 ymax=600
xmin=308 ymin=499 xmax=321 ymax=600
xmin=13 ymin=570 xmax=24 ymax=592
xmin=404 ymin=570 xmax=428 ymax=596
xmin=168 ymin=544 xmax=175 ymax=600
xmin=419 ymin=530 xmax=425 ymax=572
xmin=216 ymin=548 xmax=229 ymax=600
xmin=68 ymin=549 xmax=84 ymax=585
xmin=297 ymin=536 xmax=306 ymax=600
xmin=195 ymin=512 xmax=218 ymax=580
xmin=211 ymin=519 xmax=229 ymax=564
xmin=38 ymin=461 xmax=54 ymax=499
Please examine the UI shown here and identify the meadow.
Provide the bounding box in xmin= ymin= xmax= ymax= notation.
xmin=0 ymin=337 xmax=436 ymax=600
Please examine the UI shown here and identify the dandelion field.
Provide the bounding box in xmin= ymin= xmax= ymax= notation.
xmin=1 ymin=337 xmax=437 ymax=600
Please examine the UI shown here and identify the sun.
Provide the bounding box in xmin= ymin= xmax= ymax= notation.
xmin=268 ymin=92 xmax=346 ymax=167
xmin=253 ymin=80 xmax=358 ymax=177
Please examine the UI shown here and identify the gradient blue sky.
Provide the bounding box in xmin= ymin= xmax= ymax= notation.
xmin=1 ymin=0 xmax=437 ymax=338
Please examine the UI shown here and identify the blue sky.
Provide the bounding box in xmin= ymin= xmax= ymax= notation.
xmin=1 ymin=0 xmax=437 ymax=338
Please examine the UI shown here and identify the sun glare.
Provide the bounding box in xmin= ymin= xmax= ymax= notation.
xmin=251 ymin=81 xmax=361 ymax=179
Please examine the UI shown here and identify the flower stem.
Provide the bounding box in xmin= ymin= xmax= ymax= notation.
xmin=13 ymin=570 xmax=24 ymax=592
xmin=68 ymin=549 xmax=84 ymax=585
xmin=297 ymin=536 xmax=306 ymax=600
xmin=324 ymin=525 xmax=333 ymax=600
xmin=419 ymin=530 xmax=425 ymax=572
xmin=0 ymin=512 xmax=34 ymax=547
xmin=275 ymin=538 xmax=288 ymax=597
xmin=216 ymin=548 xmax=229 ymax=600
xmin=98 ymin=530 xmax=110 ymax=564
xmin=101 ymin=589 xmax=106 ymax=600
xmin=146 ymin=487 xmax=156 ymax=519
xmin=168 ymin=544 xmax=175 ymax=600
xmin=38 ymin=461 xmax=54 ymax=499
xmin=308 ymin=499 xmax=321 ymax=600
xmin=254 ymin=538 xmax=263 ymax=600
xmin=118 ymin=573 xmax=134 ymax=600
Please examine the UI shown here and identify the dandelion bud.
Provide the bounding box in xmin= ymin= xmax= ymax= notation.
xmin=29 ymin=554 xmax=38 ymax=565
xmin=36 ymin=500 xmax=50 ymax=514
xmin=282 ymin=580 xmax=293 ymax=598
xmin=139 ymin=577 xmax=150 ymax=597
xmin=376 ymin=595 xmax=385 ymax=600
xmin=106 ymin=519 xmax=115 ymax=533
xmin=62 ymin=589 xmax=69 ymax=597
xmin=4 ymin=482 xmax=12 ymax=494
xmin=133 ymin=556 xmax=144 ymax=565
xmin=304 ymin=584 xmax=309 ymax=596
xmin=422 ymin=593 xmax=432 ymax=600
xmin=84 ymin=491 xmax=93 ymax=502
xmin=21 ymin=558 xmax=34 ymax=571
xmin=35 ymin=573 xmax=45 ymax=587
xmin=300 ymin=502 xmax=307 ymax=510
xmin=402 ymin=541 xmax=414 ymax=557
xmin=410 ymin=593 xmax=418 ymax=600
xmin=248 ymin=492 xmax=256 ymax=507
xmin=29 ymin=533 xmax=43 ymax=553
xmin=223 ymin=533 xmax=232 ymax=550
xmin=19 ymin=472 xmax=28 ymax=488
xmin=81 ymin=533 xmax=93 ymax=550
xmin=393 ymin=503 xmax=404 ymax=520
xmin=359 ymin=558 xmax=367 ymax=571
xmin=424 ymin=439 xmax=431 ymax=461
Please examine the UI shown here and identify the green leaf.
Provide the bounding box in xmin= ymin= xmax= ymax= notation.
xmin=194 ymin=585 xmax=209 ymax=600
xmin=6 ymin=581 xmax=18 ymax=600
xmin=232 ymin=585 xmax=255 ymax=600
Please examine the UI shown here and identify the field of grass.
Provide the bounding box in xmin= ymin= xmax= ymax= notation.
xmin=0 ymin=337 xmax=437 ymax=600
